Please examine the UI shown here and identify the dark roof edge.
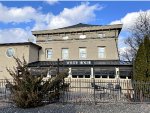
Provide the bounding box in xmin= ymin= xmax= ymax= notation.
xmin=28 ymin=60 xmax=132 ymax=67
xmin=0 ymin=42 xmax=42 ymax=49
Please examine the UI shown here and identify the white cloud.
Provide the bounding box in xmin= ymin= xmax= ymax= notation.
xmin=0 ymin=3 xmax=47 ymax=23
xmin=0 ymin=2 xmax=101 ymax=30
xmin=110 ymin=10 xmax=150 ymax=31
xmin=45 ymin=0 xmax=58 ymax=5
xmin=33 ymin=2 xmax=102 ymax=30
xmin=0 ymin=2 xmax=102 ymax=43
xmin=111 ymin=10 xmax=150 ymax=60
xmin=0 ymin=28 xmax=34 ymax=43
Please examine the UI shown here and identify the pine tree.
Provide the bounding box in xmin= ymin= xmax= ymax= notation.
xmin=134 ymin=36 xmax=150 ymax=82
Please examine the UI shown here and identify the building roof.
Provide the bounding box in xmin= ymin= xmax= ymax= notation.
xmin=0 ymin=42 xmax=42 ymax=49
xmin=59 ymin=23 xmax=100 ymax=29
xmin=28 ymin=60 xmax=132 ymax=67
xmin=32 ymin=23 xmax=123 ymax=35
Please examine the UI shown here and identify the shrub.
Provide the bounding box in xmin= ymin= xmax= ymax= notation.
xmin=7 ymin=57 xmax=68 ymax=108
xmin=133 ymin=36 xmax=150 ymax=98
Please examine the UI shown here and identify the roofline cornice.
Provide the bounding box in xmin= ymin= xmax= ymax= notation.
xmin=32 ymin=24 xmax=123 ymax=36
xmin=0 ymin=42 xmax=42 ymax=49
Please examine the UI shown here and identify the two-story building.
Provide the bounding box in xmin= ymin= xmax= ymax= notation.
xmin=0 ymin=23 xmax=132 ymax=79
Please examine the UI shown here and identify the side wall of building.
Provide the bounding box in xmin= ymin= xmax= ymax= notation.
xmin=29 ymin=45 xmax=39 ymax=63
xmin=0 ymin=45 xmax=39 ymax=79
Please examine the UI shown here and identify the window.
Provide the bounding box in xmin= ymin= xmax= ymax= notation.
xmin=79 ymin=48 xmax=87 ymax=59
xmin=98 ymin=47 xmax=106 ymax=58
xmin=98 ymin=33 xmax=105 ymax=38
xmin=46 ymin=48 xmax=52 ymax=59
xmin=62 ymin=48 xmax=69 ymax=59
xmin=63 ymin=36 xmax=69 ymax=40
xmin=47 ymin=37 xmax=52 ymax=41
xmin=6 ymin=48 xmax=15 ymax=57
xmin=79 ymin=35 xmax=86 ymax=39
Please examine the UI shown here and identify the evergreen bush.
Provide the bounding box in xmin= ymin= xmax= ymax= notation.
xmin=6 ymin=57 xmax=68 ymax=108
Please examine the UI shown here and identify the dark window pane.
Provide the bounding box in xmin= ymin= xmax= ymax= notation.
xmin=72 ymin=75 xmax=77 ymax=78
xmin=78 ymin=75 xmax=83 ymax=78
xmin=85 ymin=75 xmax=90 ymax=78
xmin=95 ymin=75 xmax=101 ymax=78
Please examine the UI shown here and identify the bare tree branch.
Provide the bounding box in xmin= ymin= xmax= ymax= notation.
xmin=121 ymin=11 xmax=150 ymax=61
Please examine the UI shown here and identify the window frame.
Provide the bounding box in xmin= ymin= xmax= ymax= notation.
xmin=79 ymin=47 xmax=87 ymax=59
xmin=61 ymin=48 xmax=69 ymax=60
xmin=98 ymin=47 xmax=106 ymax=59
xmin=98 ymin=33 xmax=105 ymax=38
xmin=62 ymin=36 xmax=69 ymax=40
xmin=46 ymin=48 xmax=53 ymax=59
xmin=6 ymin=47 xmax=15 ymax=58
xmin=79 ymin=35 xmax=86 ymax=39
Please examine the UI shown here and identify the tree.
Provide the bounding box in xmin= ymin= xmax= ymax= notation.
xmin=133 ymin=36 xmax=150 ymax=99
xmin=133 ymin=36 xmax=150 ymax=82
xmin=122 ymin=12 xmax=150 ymax=62
xmin=6 ymin=57 xmax=68 ymax=108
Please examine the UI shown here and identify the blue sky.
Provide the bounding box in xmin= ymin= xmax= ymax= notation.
xmin=0 ymin=1 xmax=150 ymax=52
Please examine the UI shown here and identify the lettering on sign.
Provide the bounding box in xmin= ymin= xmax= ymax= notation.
xmin=79 ymin=61 xmax=91 ymax=65
xmin=65 ymin=60 xmax=92 ymax=65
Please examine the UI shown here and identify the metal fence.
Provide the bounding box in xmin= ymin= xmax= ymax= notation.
xmin=60 ymin=78 xmax=150 ymax=104
xmin=0 ymin=79 xmax=150 ymax=104
xmin=0 ymin=79 xmax=14 ymax=100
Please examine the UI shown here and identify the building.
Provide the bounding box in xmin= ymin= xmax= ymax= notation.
xmin=0 ymin=23 xmax=132 ymax=79
xmin=0 ymin=42 xmax=41 ymax=79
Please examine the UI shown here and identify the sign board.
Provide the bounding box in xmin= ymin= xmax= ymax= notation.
xmin=64 ymin=60 xmax=93 ymax=65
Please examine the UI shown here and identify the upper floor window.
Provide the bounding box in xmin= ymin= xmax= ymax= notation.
xmin=79 ymin=47 xmax=87 ymax=59
xmin=6 ymin=48 xmax=15 ymax=57
xmin=79 ymin=35 xmax=86 ymax=39
xmin=62 ymin=48 xmax=69 ymax=59
xmin=98 ymin=33 xmax=105 ymax=38
xmin=98 ymin=47 xmax=106 ymax=58
xmin=46 ymin=48 xmax=52 ymax=59
xmin=63 ymin=36 xmax=69 ymax=40
xmin=47 ymin=37 xmax=52 ymax=41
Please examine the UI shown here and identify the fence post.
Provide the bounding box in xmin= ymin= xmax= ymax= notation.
xmin=62 ymin=77 xmax=64 ymax=104
xmin=57 ymin=58 xmax=60 ymax=75
xmin=93 ymin=78 xmax=96 ymax=105
xmin=80 ymin=79 xmax=82 ymax=104
xmin=140 ymin=90 xmax=143 ymax=102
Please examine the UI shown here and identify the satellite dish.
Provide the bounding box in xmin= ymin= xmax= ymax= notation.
xmin=28 ymin=37 xmax=35 ymax=42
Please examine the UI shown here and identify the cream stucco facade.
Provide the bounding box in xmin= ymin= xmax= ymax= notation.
xmin=0 ymin=43 xmax=41 ymax=79
xmin=37 ymin=38 xmax=119 ymax=61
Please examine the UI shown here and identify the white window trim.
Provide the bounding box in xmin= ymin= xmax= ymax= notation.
xmin=98 ymin=47 xmax=106 ymax=59
xmin=79 ymin=47 xmax=87 ymax=59
xmin=79 ymin=35 xmax=86 ymax=39
xmin=98 ymin=33 xmax=105 ymax=38
xmin=61 ymin=48 xmax=69 ymax=60
xmin=63 ymin=36 xmax=69 ymax=40
xmin=46 ymin=48 xmax=53 ymax=59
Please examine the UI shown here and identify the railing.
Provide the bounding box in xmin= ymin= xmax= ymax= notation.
xmin=0 ymin=79 xmax=14 ymax=99
xmin=60 ymin=78 xmax=150 ymax=104
xmin=0 ymin=79 xmax=150 ymax=104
